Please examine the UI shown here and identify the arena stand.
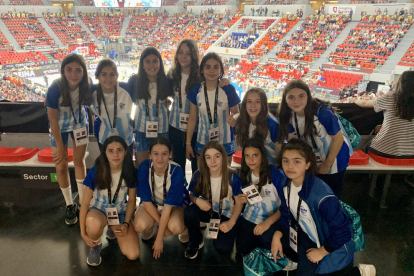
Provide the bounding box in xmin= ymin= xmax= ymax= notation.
xmin=0 ymin=29 xmax=11 ymax=49
xmin=79 ymin=12 xmax=124 ymax=38
xmin=8 ymin=0 xmax=43 ymax=5
xmin=277 ymin=14 xmax=349 ymax=62
xmin=0 ymin=74 xmax=45 ymax=102
xmin=79 ymin=0 xmax=94 ymax=6
xmin=398 ymin=40 xmax=414 ymax=66
xmin=50 ymin=44 xmax=100 ymax=60
xmin=0 ymin=50 xmax=48 ymax=65
xmin=329 ymin=14 xmax=413 ymax=68
xmin=43 ymin=13 xmax=94 ymax=45
xmin=1 ymin=12 xmax=55 ymax=48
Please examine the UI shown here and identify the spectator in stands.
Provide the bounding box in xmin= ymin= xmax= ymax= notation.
xmin=277 ymin=80 xmax=351 ymax=198
xmin=127 ymin=47 xmax=172 ymax=167
xmin=79 ymin=136 xmax=139 ymax=266
xmin=46 ymin=54 xmax=92 ymax=225
xmin=352 ymin=71 xmax=414 ymax=159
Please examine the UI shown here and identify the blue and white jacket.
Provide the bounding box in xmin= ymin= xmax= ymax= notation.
xmin=276 ymin=174 xmax=354 ymax=274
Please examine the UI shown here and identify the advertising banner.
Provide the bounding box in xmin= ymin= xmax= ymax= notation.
xmin=323 ymin=64 xmax=373 ymax=74
xmin=328 ymin=6 xmax=356 ymax=15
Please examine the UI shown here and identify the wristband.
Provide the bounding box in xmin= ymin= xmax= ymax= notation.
xmin=123 ymin=221 xmax=129 ymax=228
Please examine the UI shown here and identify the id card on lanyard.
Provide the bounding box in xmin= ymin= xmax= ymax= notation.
xmin=206 ymin=181 xmax=223 ymax=239
xmin=98 ymin=87 xmax=119 ymax=137
xmin=70 ymin=98 xmax=88 ymax=147
xmin=145 ymin=92 xmax=160 ymax=138
xmin=287 ymin=181 xmax=302 ymax=253
xmin=294 ymin=113 xmax=323 ymax=166
xmin=105 ymin=174 xmax=124 ymax=225
xmin=151 ymin=165 xmax=168 ymax=214
xmin=204 ymin=83 xmax=220 ymax=142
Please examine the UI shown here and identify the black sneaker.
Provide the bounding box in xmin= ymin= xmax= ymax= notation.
xmin=184 ymin=241 xmax=204 ymax=259
xmin=65 ymin=204 xmax=78 ymax=225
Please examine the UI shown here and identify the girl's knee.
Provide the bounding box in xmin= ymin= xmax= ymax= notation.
xmin=167 ymin=223 xmax=184 ymax=236
xmin=133 ymin=220 xmax=151 ymax=233
xmin=124 ymin=249 xmax=140 ymax=261
xmin=55 ymin=163 xmax=69 ymax=174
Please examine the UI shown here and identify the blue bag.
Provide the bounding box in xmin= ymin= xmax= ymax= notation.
xmin=340 ymin=201 xmax=366 ymax=252
xmin=243 ymin=248 xmax=288 ymax=276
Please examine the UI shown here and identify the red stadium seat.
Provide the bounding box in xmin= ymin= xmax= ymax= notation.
xmin=38 ymin=147 xmax=74 ymax=163
xmin=0 ymin=147 xmax=39 ymax=162
xmin=349 ymin=150 xmax=369 ymax=165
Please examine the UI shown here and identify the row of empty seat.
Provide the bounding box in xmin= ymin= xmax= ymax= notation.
xmin=0 ymin=50 xmax=47 ymax=65
xmin=398 ymin=41 xmax=414 ymax=67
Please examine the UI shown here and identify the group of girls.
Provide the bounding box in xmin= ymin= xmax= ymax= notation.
xmin=46 ymin=37 xmax=375 ymax=275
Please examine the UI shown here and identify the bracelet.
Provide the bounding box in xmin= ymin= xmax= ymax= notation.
xmin=123 ymin=222 xmax=129 ymax=228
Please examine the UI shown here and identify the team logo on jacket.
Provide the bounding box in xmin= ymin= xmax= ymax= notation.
xmin=265 ymin=189 xmax=271 ymax=197
xmin=217 ymin=101 xmax=223 ymax=107
xmin=119 ymin=103 xmax=125 ymax=110
xmin=300 ymin=206 xmax=307 ymax=215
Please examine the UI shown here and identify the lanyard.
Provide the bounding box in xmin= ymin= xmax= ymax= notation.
xmin=287 ymin=180 xmax=303 ymax=231
xmin=204 ymin=82 xmax=219 ymax=125
xmin=208 ymin=179 xmax=223 ymax=216
xmin=98 ymin=86 xmax=118 ymax=129
xmin=249 ymin=172 xmax=263 ymax=193
xmin=151 ymin=166 xmax=168 ymax=203
xmin=145 ymin=86 xmax=160 ymax=118
xmin=178 ymin=78 xmax=184 ymax=110
xmin=294 ymin=113 xmax=318 ymax=150
xmin=69 ymin=94 xmax=82 ymax=125
xmin=108 ymin=173 xmax=123 ymax=205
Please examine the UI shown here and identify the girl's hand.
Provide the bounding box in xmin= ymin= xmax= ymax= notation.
xmin=186 ymin=144 xmax=195 ymax=161
xmin=219 ymin=220 xmax=235 ymax=233
xmin=227 ymin=113 xmax=237 ymax=127
xmin=219 ymin=78 xmax=230 ymax=87
xmin=306 ymin=247 xmax=328 ymax=263
xmin=81 ymin=232 xmax=99 ymax=248
xmin=271 ymin=237 xmax=284 ymax=262
xmin=53 ymin=146 xmax=67 ymax=165
xmin=237 ymin=194 xmax=248 ymax=204
xmin=119 ymin=223 xmax=128 ymax=236
xmin=317 ymin=161 xmax=332 ymax=175
xmin=152 ymin=239 xmax=163 ymax=259
xmin=196 ymin=198 xmax=212 ymax=212
xmin=253 ymin=221 xmax=271 ymax=236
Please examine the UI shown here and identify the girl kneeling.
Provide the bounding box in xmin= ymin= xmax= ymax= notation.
xmin=133 ymin=137 xmax=188 ymax=259
xmin=234 ymin=138 xmax=285 ymax=255
xmin=271 ymin=139 xmax=375 ymax=276
xmin=184 ymin=141 xmax=244 ymax=259
xmin=80 ymin=136 xmax=139 ymax=266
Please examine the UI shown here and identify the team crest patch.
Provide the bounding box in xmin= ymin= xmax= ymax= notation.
xmin=300 ymin=206 xmax=307 ymax=215
xmin=119 ymin=103 xmax=125 ymax=110
xmin=198 ymin=102 xmax=202 ymax=106
xmin=265 ymin=189 xmax=271 ymax=197
xmin=218 ymin=101 xmax=223 ymax=107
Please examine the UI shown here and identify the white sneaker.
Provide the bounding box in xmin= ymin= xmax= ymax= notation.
xmin=141 ymin=225 xmax=155 ymax=240
xmin=178 ymin=228 xmax=189 ymax=243
xmin=358 ymin=264 xmax=376 ymax=276
xmin=282 ymin=259 xmax=298 ymax=271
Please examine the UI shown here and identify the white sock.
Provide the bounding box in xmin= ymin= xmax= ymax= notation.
xmin=76 ymin=179 xmax=85 ymax=205
xmin=61 ymin=186 xmax=73 ymax=206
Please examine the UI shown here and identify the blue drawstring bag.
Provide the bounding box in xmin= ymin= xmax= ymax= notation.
xmin=243 ymin=248 xmax=288 ymax=276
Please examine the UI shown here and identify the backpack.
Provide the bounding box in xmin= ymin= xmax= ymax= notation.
xmin=243 ymin=248 xmax=288 ymax=276
xmin=336 ymin=114 xmax=361 ymax=149
xmin=340 ymin=201 xmax=366 ymax=252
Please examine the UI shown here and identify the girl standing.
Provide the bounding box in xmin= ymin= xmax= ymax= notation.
xmin=128 ymin=47 xmax=172 ymax=167
xmin=91 ymin=59 xmax=134 ymax=154
xmin=234 ymin=138 xmax=284 ymax=255
xmin=46 ymin=54 xmax=92 ymax=225
xmin=80 ymin=136 xmax=139 ymax=266
xmin=133 ymin=137 xmax=188 ymax=259
xmin=271 ymin=139 xmax=375 ymax=276
xmin=230 ymin=87 xmax=280 ymax=164
xmin=184 ymin=141 xmax=243 ymax=259
xmin=186 ymin=52 xmax=240 ymax=164
xmin=277 ymin=80 xmax=351 ymax=198
xmin=168 ymin=39 xmax=202 ymax=174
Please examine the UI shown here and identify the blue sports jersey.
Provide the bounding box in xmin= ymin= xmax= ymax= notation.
xmin=90 ymin=82 xmax=134 ymax=146
xmin=83 ymin=166 xmax=138 ymax=215
xmin=189 ymin=170 xmax=238 ymax=219
xmin=46 ymin=79 xmax=89 ymax=133
xmin=128 ymin=75 xmax=169 ymax=134
xmin=138 ymin=159 xmax=187 ymax=207
xmin=169 ymin=72 xmax=196 ymax=131
xmin=187 ymin=83 xmax=240 ymax=145
xmin=233 ymin=165 xmax=285 ymax=224
xmin=288 ymin=106 xmax=351 ymax=174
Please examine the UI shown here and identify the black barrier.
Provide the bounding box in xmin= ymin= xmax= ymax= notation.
xmin=323 ymin=64 xmax=373 ymax=74
xmin=2 ymin=60 xmax=60 ymax=70
xmin=0 ymin=102 xmax=383 ymax=136
xmin=11 ymin=65 xmax=60 ymax=78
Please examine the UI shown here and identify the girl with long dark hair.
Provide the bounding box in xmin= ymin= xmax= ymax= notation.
xmin=79 ymin=136 xmax=139 ymax=266
xmin=46 ymin=53 xmax=92 ymax=225
xmin=277 ymin=80 xmax=351 ymax=198
xmin=128 ymin=47 xmax=173 ymax=167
